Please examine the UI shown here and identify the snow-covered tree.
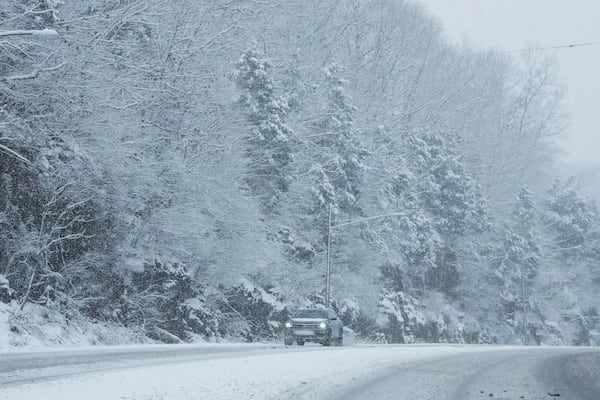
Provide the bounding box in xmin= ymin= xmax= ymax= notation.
xmin=493 ymin=187 xmax=541 ymax=334
xmin=405 ymin=130 xmax=489 ymax=238
xmin=127 ymin=261 xmax=221 ymax=342
xmin=376 ymin=263 xmax=417 ymax=343
xmin=300 ymin=61 xmax=369 ymax=249
xmin=400 ymin=129 xmax=489 ymax=295
xmin=312 ymin=61 xmax=368 ymax=214
xmin=497 ymin=187 xmax=540 ymax=281
xmin=537 ymin=180 xmax=599 ymax=345
xmin=235 ymin=47 xmax=295 ymax=211
xmin=545 ymin=179 xmax=598 ymax=251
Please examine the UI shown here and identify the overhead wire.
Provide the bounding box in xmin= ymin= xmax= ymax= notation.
xmin=509 ymin=41 xmax=600 ymax=53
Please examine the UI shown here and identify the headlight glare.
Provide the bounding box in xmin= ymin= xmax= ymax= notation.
xmin=319 ymin=322 xmax=327 ymax=329
xmin=285 ymin=321 xmax=292 ymax=328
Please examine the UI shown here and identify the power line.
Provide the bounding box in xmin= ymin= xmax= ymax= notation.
xmin=509 ymin=41 xmax=600 ymax=53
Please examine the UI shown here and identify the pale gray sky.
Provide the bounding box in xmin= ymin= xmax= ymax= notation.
xmin=422 ymin=0 xmax=600 ymax=164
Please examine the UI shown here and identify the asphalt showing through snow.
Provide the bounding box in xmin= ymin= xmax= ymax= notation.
xmin=333 ymin=348 xmax=600 ymax=400
xmin=541 ymin=352 xmax=600 ymax=400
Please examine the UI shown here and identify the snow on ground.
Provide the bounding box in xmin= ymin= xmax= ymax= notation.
xmin=0 ymin=344 xmax=517 ymax=400
xmin=0 ymin=302 xmax=10 ymax=350
xmin=3 ymin=302 xmax=152 ymax=349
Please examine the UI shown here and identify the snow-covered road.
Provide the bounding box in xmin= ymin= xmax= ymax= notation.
xmin=0 ymin=343 xmax=598 ymax=400
xmin=334 ymin=347 xmax=600 ymax=400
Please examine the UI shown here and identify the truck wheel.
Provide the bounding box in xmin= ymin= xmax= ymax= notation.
xmin=322 ymin=334 xmax=331 ymax=346
xmin=297 ymin=340 xmax=304 ymax=346
xmin=284 ymin=339 xmax=293 ymax=346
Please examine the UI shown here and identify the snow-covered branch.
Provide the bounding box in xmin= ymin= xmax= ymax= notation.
xmin=0 ymin=29 xmax=59 ymax=39
xmin=0 ymin=143 xmax=31 ymax=164
xmin=2 ymin=62 xmax=66 ymax=81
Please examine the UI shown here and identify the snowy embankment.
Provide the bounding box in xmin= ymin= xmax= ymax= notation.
xmin=0 ymin=301 xmax=152 ymax=349
xmin=0 ymin=303 xmax=10 ymax=349
xmin=0 ymin=344 xmax=515 ymax=400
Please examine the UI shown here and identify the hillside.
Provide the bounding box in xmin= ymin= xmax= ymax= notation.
xmin=0 ymin=0 xmax=598 ymax=348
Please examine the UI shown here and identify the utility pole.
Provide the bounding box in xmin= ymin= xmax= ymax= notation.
xmin=325 ymin=203 xmax=332 ymax=308
xmin=521 ymin=256 xmax=528 ymax=345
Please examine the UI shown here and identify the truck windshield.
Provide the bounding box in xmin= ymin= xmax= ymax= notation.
xmin=293 ymin=309 xmax=328 ymax=319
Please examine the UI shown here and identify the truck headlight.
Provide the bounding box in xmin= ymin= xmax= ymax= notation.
xmin=319 ymin=322 xmax=327 ymax=329
xmin=285 ymin=321 xmax=292 ymax=328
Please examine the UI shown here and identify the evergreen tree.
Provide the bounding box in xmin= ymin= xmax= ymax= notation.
xmin=541 ymin=180 xmax=599 ymax=345
xmin=308 ymin=167 xmax=336 ymax=242
xmin=235 ymin=47 xmax=295 ymax=211
xmin=127 ymin=261 xmax=221 ymax=342
xmin=498 ymin=187 xmax=540 ymax=280
xmin=495 ymin=187 xmax=541 ymax=331
xmin=364 ymin=127 xmax=441 ymax=286
xmin=545 ymin=179 xmax=598 ymax=250
xmin=405 ymin=130 xmax=488 ymax=238
xmin=402 ymin=129 xmax=489 ymax=294
xmin=377 ymin=263 xmax=415 ymax=343
xmin=303 ymin=61 xmax=368 ymax=249
xmin=313 ymin=61 xmax=368 ymax=214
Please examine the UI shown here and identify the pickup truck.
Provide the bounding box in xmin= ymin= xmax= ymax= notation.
xmin=284 ymin=308 xmax=343 ymax=346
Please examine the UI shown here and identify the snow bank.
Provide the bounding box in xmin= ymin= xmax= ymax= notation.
xmin=0 ymin=302 xmax=11 ymax=350
xmin=7 ymin=303 xmax=150 ymax=350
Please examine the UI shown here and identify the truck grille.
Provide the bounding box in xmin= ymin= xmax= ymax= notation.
xmin=291 ymin=322 xmax=320 ymax=329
